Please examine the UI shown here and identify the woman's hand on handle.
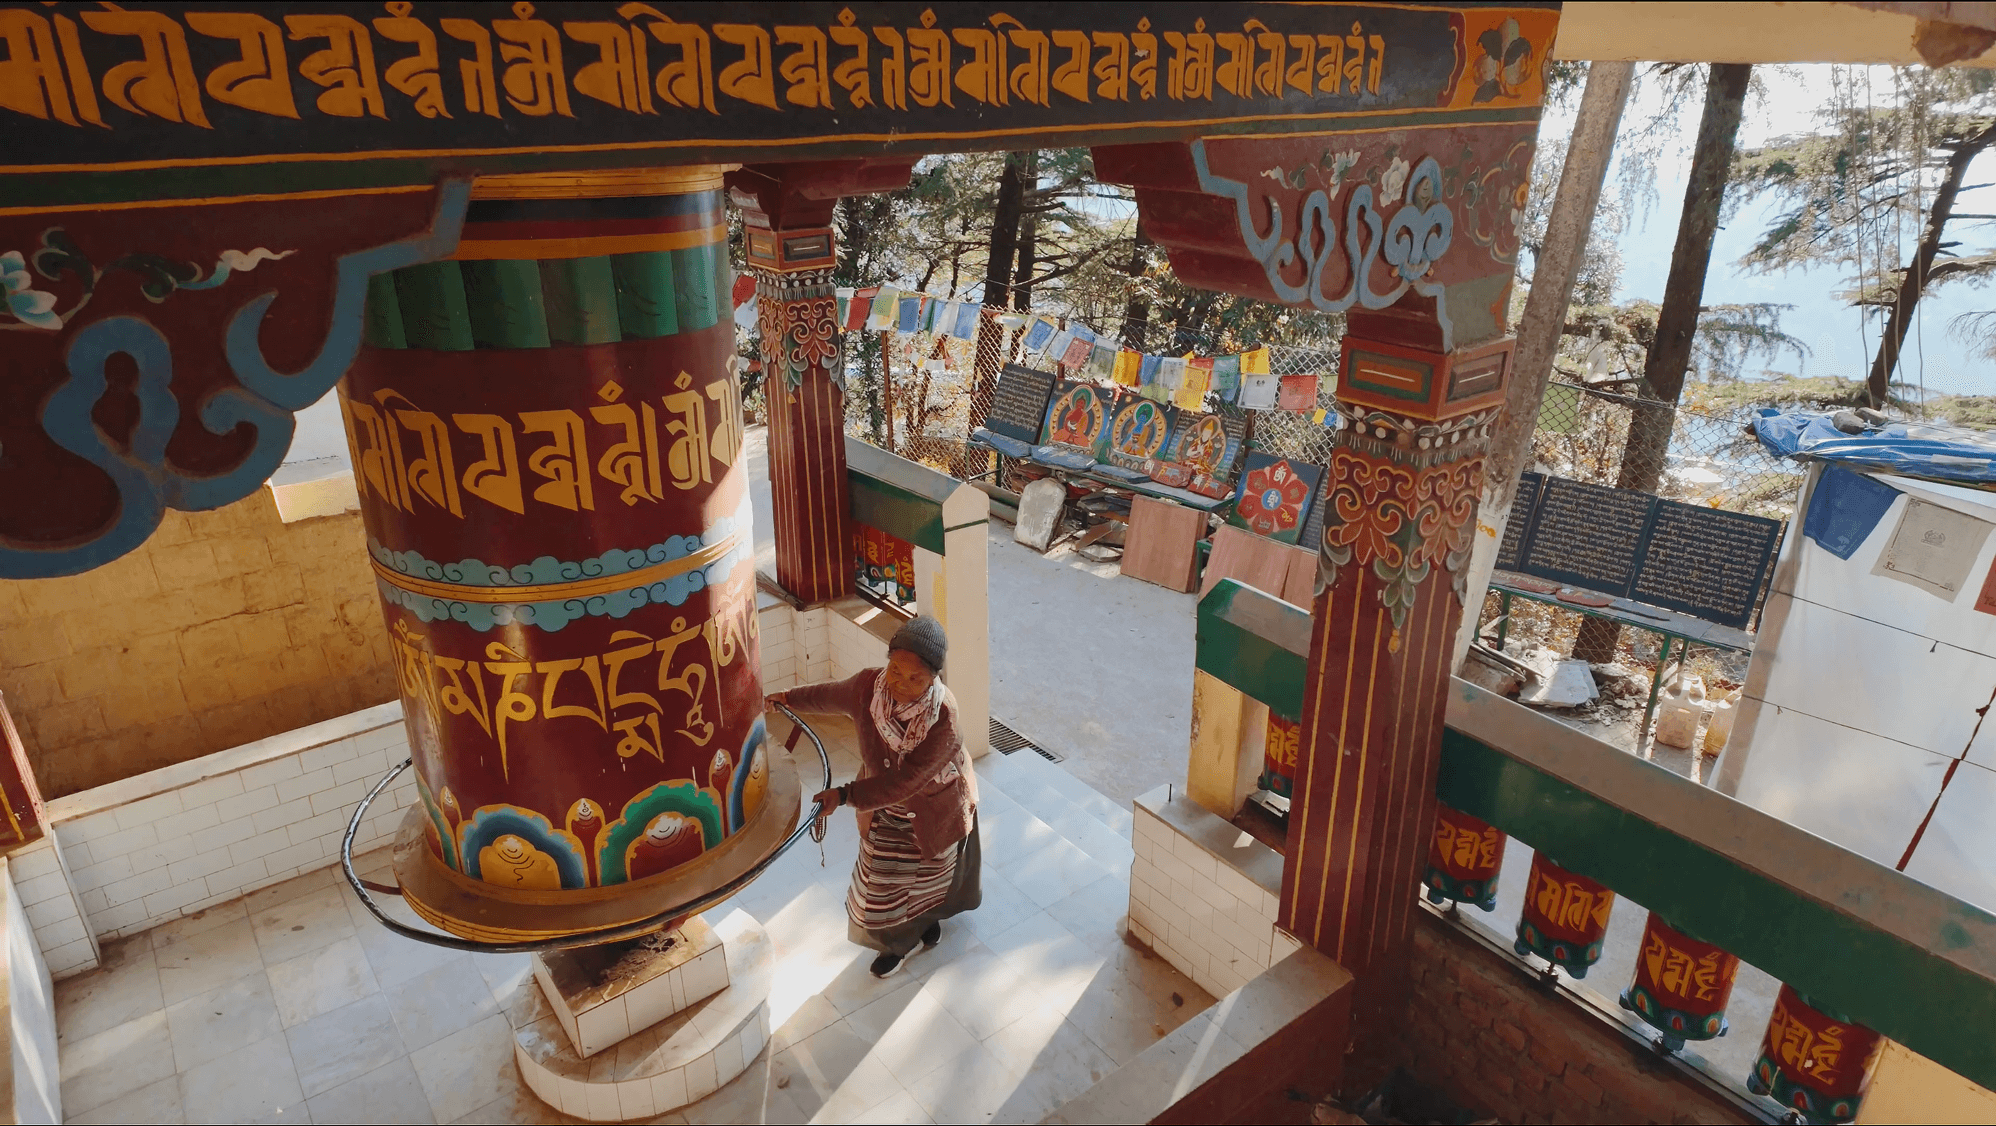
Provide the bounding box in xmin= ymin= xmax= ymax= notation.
xmin=812 ymin=787 xmax=843 ymax=813
xmin=764 ymin=691 xmax=789 ymax=711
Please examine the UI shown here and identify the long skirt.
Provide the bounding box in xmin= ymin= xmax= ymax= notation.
xmin=847 ymin=808 xmax=982 ymax=956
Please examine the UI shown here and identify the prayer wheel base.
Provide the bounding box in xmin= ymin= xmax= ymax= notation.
xmin=390 ymin=759 xmax=801 ymax=945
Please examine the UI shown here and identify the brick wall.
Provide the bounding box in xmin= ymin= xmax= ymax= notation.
xmin=1399 ymin=910 xmax=1750 ymax=1125
xmin=1 ymin=492 xmax=394 ymax=797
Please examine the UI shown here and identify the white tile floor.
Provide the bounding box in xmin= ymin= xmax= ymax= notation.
xmin=53 ymin=716 xmax=1212 ymax=1124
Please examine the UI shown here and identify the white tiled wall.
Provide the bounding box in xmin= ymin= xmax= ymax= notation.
xmin=10 ymin=834 xmax=95 ymax=979
xmin=47 ymin=713 xmax=416 ymax=955
xmin=1127 ymin=800 xmax=1304 ymax=1000
xmin=756 ymin=596 xmax=891 ymax=692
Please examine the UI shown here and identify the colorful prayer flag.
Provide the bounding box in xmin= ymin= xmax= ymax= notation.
xmin=1023 ymin=315 xmax=1058 ymax=353
xmin=1060 ymin=329 xmax=1095 ymax=369
xmin=1278 ymin=373 xmax=1318 ymax=411
xmin=1086 ymin=341 xmax=1118 ymax=379
xmin=866 ymin=287 xmax=899 ymax=331
xmin=897 ymin=294 xmax=921 ymax=332
xmin=950 ymin=301 xmax=980 ymax=339
xmin=1175 ymin=357 xmax=1213 ymax=410
xmin=834 ymin=287 xmax=854 ymax=328
xmin=1138 ymin=354 xmax=1162 ymax=386
xmin=1157 ymin=356 xmax=1186 ymax=390
xmin=1241 ymin=346 xmax=1271 ymax=375
xmin=1211 ymin=354 xmax=1242 ymax=398
xmin=1238 ymin=372 xmax=1278 ymax=409
xmin=849 ymin=287 xmax=877 ymax=331
xmin=1111 ymin=350 xmax=1143 ymax=386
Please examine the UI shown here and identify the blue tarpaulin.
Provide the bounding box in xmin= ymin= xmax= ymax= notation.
xmin=1749 ymin=410 xmax=1996 ymax=486
xmin=1802 ymin=463 xmax=1901 ymax=559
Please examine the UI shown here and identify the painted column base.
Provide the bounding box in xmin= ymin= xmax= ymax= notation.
xmin=515 ymin=909 xmax=772 ymax=1121
xmin=534 ymin=915 xmax=731 ymax=1059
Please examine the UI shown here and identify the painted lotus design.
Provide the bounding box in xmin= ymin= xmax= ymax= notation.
xmin=1237 ymin=460 xmax=1311 ymax=537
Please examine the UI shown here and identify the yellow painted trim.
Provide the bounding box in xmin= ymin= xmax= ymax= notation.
xmin=372 ymin=533 xmax=738 ymax=604
xmin=450 ymin=224 xmax=725 ymax=261
xmin=470 ymin=165 xmax=733 ymax=200
xmin=0 ymin=182 xmax=432 ymax=219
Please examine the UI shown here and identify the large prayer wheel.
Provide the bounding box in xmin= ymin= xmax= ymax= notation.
xmin=344 ymin=167 xmax=793 ymax=942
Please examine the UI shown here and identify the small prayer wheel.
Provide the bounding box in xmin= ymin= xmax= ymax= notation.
xmin=1260 ymin=714 xmax=1301 ymax=799
xmin=1514 ymin=851 xmax=1615 ymax=978
xmin=1620 ymin=914 xmax=1740 ymax=1050
xmin=347 ymin=167 xmax=793 ymax=942
xmin=1747 ymin=984 xmax=1884 ymax=1125
xmin=1423 ymin=803 xmax=1505 ymax=911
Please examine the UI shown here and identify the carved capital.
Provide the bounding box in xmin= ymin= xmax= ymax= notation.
xmin=753 ymin=267 xmax=839 ymax=391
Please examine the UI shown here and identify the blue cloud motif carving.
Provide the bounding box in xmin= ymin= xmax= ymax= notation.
xmin=374 ymin=493 xmax=753 ymax=632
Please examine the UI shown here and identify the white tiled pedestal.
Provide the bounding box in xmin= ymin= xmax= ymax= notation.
xmin=1126 ymin=785 xmax=1305 ymax=1000
xmin=513 ymin=909 xmax=771 ymax=1121
xmin=533 ymin=915 xmax=730 ymax=1058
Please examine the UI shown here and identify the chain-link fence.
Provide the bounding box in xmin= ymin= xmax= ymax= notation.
xmin=1531 ymin=380 xmax=1805 ymax=518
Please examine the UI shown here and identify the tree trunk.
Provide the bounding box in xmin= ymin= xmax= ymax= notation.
xmin=1119 ymin=230 xmax=1154 ymax=349
xmin=1011 ymin=152 xmax=1040 ymax=311
xmin=1573 ymin=62 xmax=1751 ymax=664
xmin=1863 ymin=122 xmax=1996 ymax=408
xmin=969 ymin=152 xmax=1031 ymax=433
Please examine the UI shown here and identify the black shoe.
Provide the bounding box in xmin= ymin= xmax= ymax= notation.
xmin=869 ymin=951 xmax=904 ymax=978
xmin=921 ymin=922 xmax=942 ymax=950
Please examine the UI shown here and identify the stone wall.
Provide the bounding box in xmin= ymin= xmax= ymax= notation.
xmin=1399 ymin=910 xmax=1749 ymax=1125
xmin=1 ymin=493 xmax=393 ymax=797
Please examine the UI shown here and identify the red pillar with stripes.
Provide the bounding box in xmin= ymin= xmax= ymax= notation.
xmin=748 ymin=233 xmax=851 ymax=604
xmin=1279 ymin=335 xmax=1514 ymax=1007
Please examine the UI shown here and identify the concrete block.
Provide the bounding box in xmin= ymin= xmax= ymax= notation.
xmin=216 ymin=785 xmax=281 ymax=822
xmin=23 ymin=896 xmax=77 ymax=931
xmin=238 ymin=755 xmax=303 ymax=791
xmin=308 ymin=778 xmax=369 ymax=817
xmin=112 ymin=790 xmax=183 ymax=831
xmin=177 ymin=773 xmax=246 ymax=808
xmin=252 ymin=797 xmax=313 ymax=836
xmin=69 ymin=856 xmax=131 ymax=895
xmin=101 ymin=866 xmax=173 ymax=907
xmin=45 ymin=939 xmax=98 ymax=979
xmin=229 ymin=830 xmax=293 ymax=865
xmin=191 ymin=818 xmax=256 ymax=854
xmin=275 ymin=766 xmax=335 ymax=804
xmin=126 ymin=835 xmax=197 ymax=876
xmin=142 ymin=880 xmax=211 ymax=919
xmin=9 ymin=839 xmax=60 ymax=882
xmin=167 ymin=850 xmax=233 ymax=886
xmin=11 ymin=870 xmax=67 ymax=907
xmin=32 ymin=914 xmax=87 ymax=952
xmin=154 ymin=804 xmax=223 ymax=842
xmin=299 ymin=738 xmax=357 ymax=774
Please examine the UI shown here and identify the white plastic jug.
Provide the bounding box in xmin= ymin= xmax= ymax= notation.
xmin=1652 ymin=674 xmax=1707 ymax=750
xmin=1702 ymin=690 xmax=1739 ymax=756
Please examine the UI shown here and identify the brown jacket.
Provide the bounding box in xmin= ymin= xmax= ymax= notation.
xmin=785 ymin=669 xmax=978 ymax=859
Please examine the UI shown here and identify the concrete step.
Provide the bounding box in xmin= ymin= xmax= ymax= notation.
xmin=976 ymin=747 xmax=1134 ymax=877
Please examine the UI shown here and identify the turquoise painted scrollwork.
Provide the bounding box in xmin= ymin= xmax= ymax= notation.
xmin=0 ymin=181 xmax=469 ymax=580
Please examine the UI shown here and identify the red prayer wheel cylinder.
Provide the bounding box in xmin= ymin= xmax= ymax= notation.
xmin=1423 ymin=803 xmax=1504 ymax=911
xmin=1513 ymin=852 xmax=1615 ymax=978
xmin=345 ymin=167 xmax=794 ymax=942
xmin=1747 ymin=984 xmax=1884 ymax=1124
xmin=1619 ymin=914 xmax=1741 ymax=1049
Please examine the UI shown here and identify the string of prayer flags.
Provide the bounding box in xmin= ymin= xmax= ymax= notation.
xmin=1112 ymin=350 xmax=1143 ymax=387
xmin=1311 ymin=408 xmax=1330 ymax=425
xmin=1277 ymin=373 xmax=1318 ymax=411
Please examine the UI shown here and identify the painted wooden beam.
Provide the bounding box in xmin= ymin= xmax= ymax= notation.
xmin=1195 ymin=581 xmax=1310 ymax=723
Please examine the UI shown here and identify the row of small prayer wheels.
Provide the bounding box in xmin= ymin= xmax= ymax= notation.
xmin=1427 ymin=804 xmax=1880 ymax=1126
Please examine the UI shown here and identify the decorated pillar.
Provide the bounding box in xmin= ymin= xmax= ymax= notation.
xmin=345 ymin=168 xmax=788 ymax=942
xmin=748 ymin=227 xmax=850 ymax=603
xmin=1278 ymin=335 xmax=1514 ymax=990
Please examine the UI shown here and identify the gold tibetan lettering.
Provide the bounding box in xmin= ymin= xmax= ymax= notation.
xmin=655 ymin=616 xmax=715 ymax=746
xmin=1284 ymin=33 xmax=1315 ymax=96
xmin=186 ymin=11 xmax=298 ymax=119
xmin=604 ymin=630 xmax=663 ymax=713
xmin=374 ymin=3 xmax=450 ymax=119
xmin=1213 ymin=31 xmax=1251 ymax=98
xmin=705 ymin=377 xmax=741 ymax=469
xmin=872 ymin=26 xmax=906 ymax=110
xmin=630 ymin=7 xmax=714 ymax=113
xmin=484 ymin=642 xmax=537 ymax=779
xmin=951 ymin=26 xmax=1004 ymax=106
xmin=286 ymin=13 xmax=386 ymax=119
xmin=905 ymin=11 xmax=950 ymax=108
xmin=776 ymin=25 xmax=831 ymax=108
xmin=434 ymin=655 xmax=494 ymax=737
xmin=566 ymin=19 xmax=650 ymax=113
xmin=661 ymin=373 xmax=711 ymax=491
xmin=1130 ymin=20 xmax=1157 ymax=101
xmin=454 ymin=413 xmax=525 ymax=515
xmin=343 ymin=396 xmax=404 ymax=511
xmin=989 ymin=16 xmax=1046 ymax=107
xmin=52 ymin=15 xmax=104 ymax=127
xmin=1368 ymin=34 xmax=1384 ymax=94
xmin=381 ymin=396 xmax=462 ymax=517
xmin=538 ymin=655 xmax=608 ymax=729
xmin=829 ymin=9 xmax=870 ymax=108
xmin=1163 ymin=20 xmax=1213 ymax=102
xmin=438 ymin=18 xmax=500 ymax=118
xmin=590 ymin=402 xmax=656 ymax=506
xmin=520 ymin=410 xmax=595 ymax=511
xmin=1049 ymin=29 xmax=1088 ymax=102
xmin=714 ymin=23 xmax=777 ymax=109
xmin=1252 ymin=25 xmax=1284 ymax=96
xmin=493 ymin=2 xmax=572 ymax=117
xmin=0 ymin=10 xmax=78 ymax=125
xmin=1342 ymin=24 xmax=1364 ymax=95
xmin=1316 ymin=34 xmax=1343 ymax=95
xmin=1089 ymin=31 xmax=1127 ymax=102
xmin=81 ymin=8 xmax=211 ymax=127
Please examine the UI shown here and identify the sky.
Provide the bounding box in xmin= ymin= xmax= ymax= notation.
xmin=1598 ymin=64 xmax=1996 ymax=400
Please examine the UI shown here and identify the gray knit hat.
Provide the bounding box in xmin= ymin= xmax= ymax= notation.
xmin=889 ymin=614 xmax=948 ymax=672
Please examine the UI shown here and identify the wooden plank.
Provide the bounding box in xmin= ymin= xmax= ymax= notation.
xmin=1122 ymin=496 xmax=1203 ymax=593
xmin=1281 ymin=544 xmax=1317 ymax=606
xmin=1200 ymin=524 xmax=1301 ymax=602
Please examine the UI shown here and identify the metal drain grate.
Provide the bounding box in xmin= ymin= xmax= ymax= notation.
xmin=990 ymin=717 xmax=1063 ymax=763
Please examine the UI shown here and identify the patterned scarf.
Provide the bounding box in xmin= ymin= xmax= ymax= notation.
xmin=869 ymin=668 xmax=944 ymax=756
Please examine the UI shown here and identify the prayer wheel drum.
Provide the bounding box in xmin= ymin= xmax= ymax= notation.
xmin=344 ymin=167 xmax=796 ymax=942
xmin=1748 ymin=984 xmax=1884 ymax=1125
xmin=1423 ymin=803 xmax=1505 ymax=911
xmin=1513 ymin=851 xmax=1615 ymax=978
xmin=1620 ymin=913 xmax=1741 ymax=1051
